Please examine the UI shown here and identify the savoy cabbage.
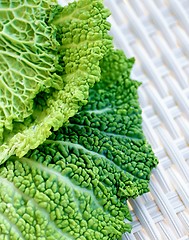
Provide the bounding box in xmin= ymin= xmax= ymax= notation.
xmin=0 ymin=0 xmax=112 ymax=163
xmin=0 ymin=0 xmax=158 ymax=239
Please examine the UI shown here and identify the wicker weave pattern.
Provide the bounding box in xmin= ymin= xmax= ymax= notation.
xmin=61 ymin=0 xmax=189 ymax=239
xmin=104 ymin=0 xmax=189 ymax=239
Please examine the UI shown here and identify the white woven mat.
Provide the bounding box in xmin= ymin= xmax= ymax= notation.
xmin=61 ymin=0 xmax=189 ymax=239
xmin=104 ymin=0 xmax=189 ymax=239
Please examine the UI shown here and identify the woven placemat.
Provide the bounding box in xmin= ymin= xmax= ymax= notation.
xmin=61 ymin=0 xmax=189 ymax=239
xmin=104 ymin=0 xmax=189 ymax=239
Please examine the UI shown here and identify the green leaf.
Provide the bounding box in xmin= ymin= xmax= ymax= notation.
xmin=0 ymin=50 xmax=158 ymax=239
xmin=0 ymin=0 xmax=112 ymax=164
xmin=0 ymin=0 xmax=60 ymax=136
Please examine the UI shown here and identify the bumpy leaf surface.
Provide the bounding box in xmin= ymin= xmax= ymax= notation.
xmin=0 ymin=50 xmax=158 ymax=239
xmin=0 ymin=0 xmax=60 ymax=137
xmin=0 ymin=0 xmax=112 ymax=164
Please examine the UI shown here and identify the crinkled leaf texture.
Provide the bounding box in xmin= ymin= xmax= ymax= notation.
xmin=0 ymin=1 xmax=58 ymax=132
xmin=0 ymin=50 xmax=158 ymax=239
xmin=0 ymin=0 xmax=112 ymax=164
xmin=0 ymin=0 xmax=61 ymax=139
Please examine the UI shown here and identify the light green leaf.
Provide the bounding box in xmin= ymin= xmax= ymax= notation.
xmin=0 ymin=0 xmax=112 ymax=164
xmin=0 ymin=0 xmax=60 ymax=136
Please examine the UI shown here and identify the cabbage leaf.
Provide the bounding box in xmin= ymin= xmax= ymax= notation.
xmin=0 ymin=50 xmax=158 ymax=239
xmin=0 ymin=0 xmax=112 ymax=164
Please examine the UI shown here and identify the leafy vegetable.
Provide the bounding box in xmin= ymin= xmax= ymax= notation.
xmin=0 ymin=0 xmax=112 ymax=164
xmin=0 ymin=50 xmax=158 ymax=239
